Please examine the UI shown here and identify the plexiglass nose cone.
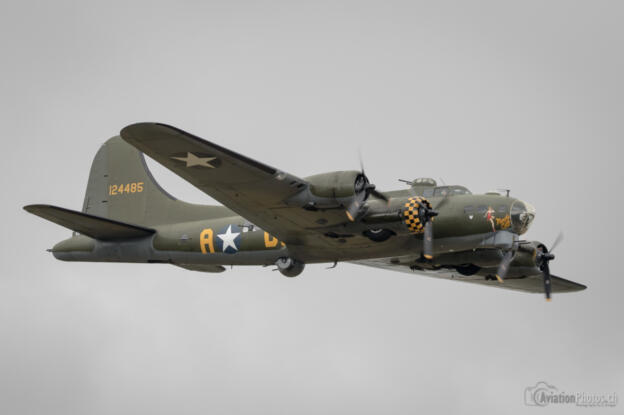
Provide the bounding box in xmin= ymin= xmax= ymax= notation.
xmin=511 ymin=200 xmax=536 ymax=235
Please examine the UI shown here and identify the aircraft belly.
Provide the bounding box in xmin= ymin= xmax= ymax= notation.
xmin=52 ymin=233 xmax=287 ymax=266
xmin=162 ymin=249 xmax=285 ymax=266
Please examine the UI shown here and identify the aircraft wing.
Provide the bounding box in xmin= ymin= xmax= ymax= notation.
xmin=352 ymin=258 xmax=587 ymax=295
xmin=120 ymin=123 xmax=339 ymax=243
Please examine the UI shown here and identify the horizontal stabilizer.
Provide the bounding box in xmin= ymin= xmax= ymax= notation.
xmin=23 ymin=204 xmax=155 ymax=241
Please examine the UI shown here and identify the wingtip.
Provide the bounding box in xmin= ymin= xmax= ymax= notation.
xmin=120 ymin=122 xmax=157 ymax=139
xmin=23 ymin=204 xmax=48 ymax=213
xmin=120 ymin=122 xmax=193 ymax=147
xmin=121 ymin=121 xmax=180 ymax=132
xmin=568 ymin=281 xmax=588 ymax=292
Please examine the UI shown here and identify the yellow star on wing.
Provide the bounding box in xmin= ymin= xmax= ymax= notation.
xmin=171 ymin=152 xmax=217 ymax=168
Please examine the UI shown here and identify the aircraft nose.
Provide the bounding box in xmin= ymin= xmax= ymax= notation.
xmin=510 ymin=200 xmax=536 ymax=235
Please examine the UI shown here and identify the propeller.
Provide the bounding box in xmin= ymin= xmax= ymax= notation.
xmin=358 ymin=151 xmax=388 ymax=203
xmin=346 ymin=155 xmax=388 ymax=221
xmin=537 ymin=232 xmax=563 ymax=301
xmin=537 ymin=247 xmax=555 ymax=301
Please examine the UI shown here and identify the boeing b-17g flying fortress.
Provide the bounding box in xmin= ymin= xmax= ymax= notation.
xmin=25 ymin=123 xmax=586 ymax=300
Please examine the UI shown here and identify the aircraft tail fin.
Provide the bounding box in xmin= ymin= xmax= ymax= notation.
xmin=81 ymin=136 xmax=231 ymax=227
xmin=23 ymin=204 xmax=155 ymax=241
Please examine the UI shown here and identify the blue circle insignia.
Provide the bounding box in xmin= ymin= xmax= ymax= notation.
xmin=214 ymin=224 xmax=241 ymax=254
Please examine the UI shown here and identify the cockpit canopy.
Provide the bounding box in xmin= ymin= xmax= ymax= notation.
xmin=422 ymin=185 xmax=472 ymax=197
xmin=406 ymin=178 xmax=472 ymax=198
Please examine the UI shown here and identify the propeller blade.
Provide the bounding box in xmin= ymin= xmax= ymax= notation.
xmin=537 ymin=245 xmax=555 ymax=301
xmin=423 ymin=221 xmax=433 ymax=260
xmin=358 ymin=148 xmax=365 ymax=175
xmin=495 ymin=249 xmax=515 ymax=283
xmin=542 ymin=261 xmax=552 ymax=301
xmin=371 ymin=189 xmax=389 ymax=202
xmin=550 ymin=232 xmax=564 ymax=253
xmin=345 ymin=181 xmax=370 ymax=221
xmin=345 ymin=200 xmax=360 ymax=222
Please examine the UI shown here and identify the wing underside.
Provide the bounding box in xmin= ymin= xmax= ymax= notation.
xmin=120 ymin=123 xmax=346 ymax=245
xmin=353 ymin=258 xmax=587 ymax=294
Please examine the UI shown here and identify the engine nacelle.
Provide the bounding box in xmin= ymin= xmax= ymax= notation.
xmin=276 ymin=257 xmax=305 ymax=277
xmin=307 ymin=171 xmax=363 ymax=200
xmin=287 ymin=170 xmax=369 ymax=211
xmin=513 ymin=241 xmax=542 ymax=267
xmin=494 ymin=241 xmax=543 ymax=277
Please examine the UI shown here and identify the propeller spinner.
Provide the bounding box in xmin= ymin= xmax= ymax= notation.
xmin=401 ymin=196 xmax=439 ymax=259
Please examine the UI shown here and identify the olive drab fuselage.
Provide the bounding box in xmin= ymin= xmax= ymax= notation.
xmin=52 ymin=183 xmax=534 ymax=266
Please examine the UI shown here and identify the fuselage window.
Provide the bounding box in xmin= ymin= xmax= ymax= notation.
xmin=477 ymin=205 xmax=487 ymax=214
xmin=497 ymin=205 xmax=507 ymax=213
xmin=464 ymin=206 xmax=474 ymax=214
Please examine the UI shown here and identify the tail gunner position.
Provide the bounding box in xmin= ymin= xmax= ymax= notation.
xmin=25 ymin=123 xmax=586 ymax=300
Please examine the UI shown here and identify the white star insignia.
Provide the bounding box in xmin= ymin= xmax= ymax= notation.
xmin=171 ymin=152 xmax=217 ymax=168
xmin=217 ymin=225 xmax=240 ymax=252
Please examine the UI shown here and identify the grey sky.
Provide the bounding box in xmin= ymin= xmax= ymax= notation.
xmin=1 ymin=1 xmax=622 ymax=414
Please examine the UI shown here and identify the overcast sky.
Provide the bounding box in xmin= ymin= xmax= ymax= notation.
xmin=1 ymin=1 xmax=622 ymax=414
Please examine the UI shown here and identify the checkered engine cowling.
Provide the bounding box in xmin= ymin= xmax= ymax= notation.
xmin=402 ymin=196 xmax=433 ymax=234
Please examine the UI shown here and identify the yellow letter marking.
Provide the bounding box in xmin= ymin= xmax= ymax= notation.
xmin=200 ymin=229 xmax=215 ymax=254
xmin=264 ymin=232 xmax=279 ymax=248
